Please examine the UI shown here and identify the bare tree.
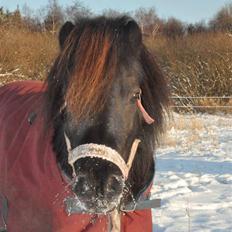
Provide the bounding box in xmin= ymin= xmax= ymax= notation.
xmin=187 ymin=21 xmax=208 ymax=35
xmin=0 ymin=7 xmax=7 ymax=24
xmin=209 ymin=3 xmax=232 ymax=32
xmin=21 ymin=3 xmax=39 ymax=31
xmin=65 ymin=0 xmax=92 ymax=22
xmin=134 ymin=7 xmax=160 ymax=36
xmin=162 ymin=17 xmax=185 ymax=39
xmin=44 ymin=0 xmax=64 ymax=34
xmin=102 ymin=9 xmax=128 ymax=18
xmin=22 ymin=3 xmax=33 ymax=19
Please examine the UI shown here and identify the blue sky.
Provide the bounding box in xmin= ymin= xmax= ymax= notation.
xmin=0 ymin=0 xmax=231 ymax=23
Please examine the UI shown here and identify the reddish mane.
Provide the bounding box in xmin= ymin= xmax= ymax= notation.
xmin=64 ymin=27 xmax=117 ymax=122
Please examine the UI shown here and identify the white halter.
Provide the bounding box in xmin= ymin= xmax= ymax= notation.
xmin=64 ymin=133 xmax=140 ymax=180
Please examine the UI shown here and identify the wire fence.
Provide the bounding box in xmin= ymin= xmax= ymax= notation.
xmin=171 ymin=96 xmax=232 ymax=109
xmin=172 ymin=96 xmax=232 ymax=99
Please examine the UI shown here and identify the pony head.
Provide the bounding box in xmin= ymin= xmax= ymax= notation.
xmin=45 ymin=16 xmax=169 ymax=214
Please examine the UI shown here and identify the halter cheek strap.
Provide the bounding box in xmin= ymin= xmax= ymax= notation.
xmin=137 ymin=99 xmax=155 ymax=124
xmin=136 ymin=90 xmax=155 ymax=124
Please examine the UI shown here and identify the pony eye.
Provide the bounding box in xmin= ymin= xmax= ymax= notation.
xmin=132 ymin=89 xmax=141 ymax=100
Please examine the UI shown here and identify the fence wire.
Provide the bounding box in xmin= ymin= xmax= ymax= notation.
xmin=171 ymin=96 xmax=232 ymax=108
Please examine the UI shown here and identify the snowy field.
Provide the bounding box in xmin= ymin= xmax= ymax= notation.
xmin=151 ymin=113 xmax=232 ymax=232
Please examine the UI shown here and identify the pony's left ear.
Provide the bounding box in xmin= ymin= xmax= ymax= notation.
xmin=123 ymin=17 xmax=142 ymax=48
xmin=59 ymin=21 xmax=75 ymax=49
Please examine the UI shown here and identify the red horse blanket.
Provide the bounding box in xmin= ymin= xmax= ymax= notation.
xmin=0 ymin=81 xmax=152 ymax=232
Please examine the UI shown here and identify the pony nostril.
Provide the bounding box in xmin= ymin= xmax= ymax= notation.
xmin=73 ymin=174 xmax=91 ymax=196
xmin=105 ymin=174 xmax=124 ymax=198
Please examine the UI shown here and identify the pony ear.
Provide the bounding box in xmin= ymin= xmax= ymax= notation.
xmin=59 ymin=21 xmax=75 ymax=49
xmin=123 ymin=17 xmax=142 ymax=48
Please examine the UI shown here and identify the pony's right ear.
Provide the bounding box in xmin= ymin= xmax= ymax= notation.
xmin=59 ymin=21 xmax=75 ymax=49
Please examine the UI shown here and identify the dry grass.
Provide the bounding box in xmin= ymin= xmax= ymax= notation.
xmin=159 ymin=114 xmax=205 ymax=148
xmin=146 ymin=32 xmax=232 ymax=113
xmin=159 ymin=112 xmax=225 ymax=149
xmin=168 ymin=115 xmax=204 ymax=131
xmin=0 ymin=26 xmax=58 ymax=84
xmin=0 ymin=26 xmax=231 ymax=114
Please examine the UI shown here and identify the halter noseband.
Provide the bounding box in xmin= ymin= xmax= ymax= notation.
xmin=64 ymin=133 xmax=140 ymax=180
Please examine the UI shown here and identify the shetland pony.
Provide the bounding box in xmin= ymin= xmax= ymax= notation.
xmin=0 ymin=16 xmax=168 ymax=231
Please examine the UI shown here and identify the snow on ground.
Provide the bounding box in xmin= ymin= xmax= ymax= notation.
xmin=151 ymin=113 xmax=232 ymax=232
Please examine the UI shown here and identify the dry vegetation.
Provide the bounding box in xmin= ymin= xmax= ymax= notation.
xmin=159 ymin=114 xmax=205 ymax=148
xmin=0 ymin=1 xmax=232 ymax=113
xmin=146 ymin=33 xmax=232 ymax=113
xmin=1 ymin=28 xmax=231 ymax=113
xmin=0 ymin=26 xmax=57 ymax=85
